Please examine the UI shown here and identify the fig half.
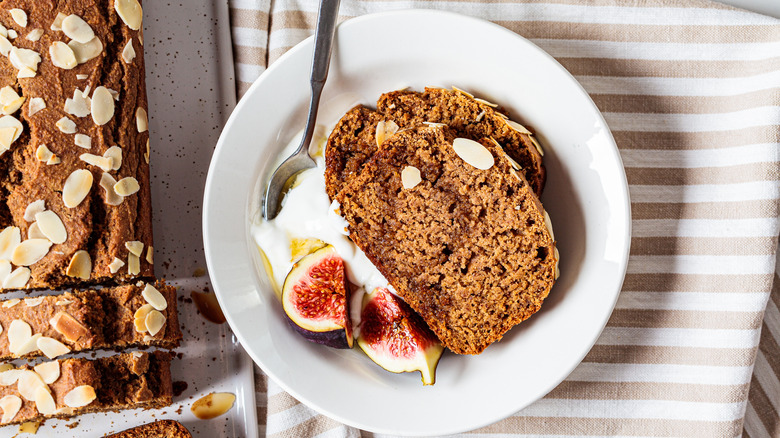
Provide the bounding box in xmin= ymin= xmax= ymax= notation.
xmin=358 ymin=287 xmax=444 ymax=385
xmin=281 ymin=244 xmax=353 ymax=349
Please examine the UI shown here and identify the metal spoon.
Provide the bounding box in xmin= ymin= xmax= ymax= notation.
xmin=262 ymin=0 xmax=341 ymax=220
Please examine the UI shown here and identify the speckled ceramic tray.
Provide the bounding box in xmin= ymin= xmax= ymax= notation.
xmin=0 ymin=1 xmax=258 ymax=437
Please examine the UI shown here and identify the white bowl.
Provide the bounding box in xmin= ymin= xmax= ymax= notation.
xmin=203 ymin=9 xmax=630 ymax=436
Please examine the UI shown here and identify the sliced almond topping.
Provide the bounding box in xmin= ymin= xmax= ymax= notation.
xmin=375 ymin=120 xmax=399 ymax=147
xmin=68 ymin=37 xmax=102 ymax=64
xmin=25 ymin=28 xmax=43 ymax=41
xmin=24 ymin=297 xmax=44 ymax=307
xmin=29 ymin=222 xmax=47 ymax=242
xmin=15 ymin=333 xmax=42 ymax=356
xmin=2 ymin=298 xmax=19 ymax=308
xmin=400 ymin=166 xmax=422 ymax=189
xmin=64 ymin=88 xmax=91 ymax=117
xmin=9 ymin=48 xmax=40 ymax=78
xmin=0 ymin=86 xmax=19 ymax=105
xmin=451 ymin=86 xmax=474 ymax=99
xmin=107 ymin=88 xmax=119 ymax=100
xmin=28 ymin=97 xmax=45 ymax=116
xmin=55 ymin=299 xmax=73 ymax=306
xmin=0 ymin=115 xmax=22 ymax=151
xmin=65 ymin=250 xmax=91 ymax=280
xmin=33 ymin=361 xmax=60 ymax=385
xmin=505 ymin=119 xmax=532 ymax=135
xmin=115 ymin=0 xmax=143 ymax=30
xmin=7 ymin=320 xmax=32 ymax=354
xmin=0 ymin=369 xmax=22 ymax=386
xmin=114 ymin=177 xmax=140 ymax=196
xmin=543 ymin=210 xmax=555 ymax=241
xmin=23 ymin=200 xmax=45 ymax=222
xmin=9 ymin=9 xmax=27 ymax=28
xmin=91 ymin=86 xmax=114 ymax=126
xmin=50 ymin=311 xmax=88 ymax=342
xmin=0 ymin=395 xmax=21 ymax=423
xmin=51 ymin=13 xmax=67 ymax=31
xmin=7 ymin=29 xmax=17 ymax=40
xmin=554 ymin=246 xmax=560 ymax=280
xmin=145 ymin=245 xmax=153 ymax=264
xmin=47 ymin=154 xmax=61 ymax=165
xmin=0 ymin=260 xmax=10 ymax=284
xmin=145 ymin=310 xmax=165 ymax=336
xmin=62 ymin=169 xmax=93 ymax=208
xmin=530 ymin=135 xmax=544 ymax=156
xmin=133 ymin=304 xmax=153 ymax=332
xmin=76 ymin=74 xmax=88 ymax=80
xmin=108 ymin=257 xmax=125 ymax=273
xmin=63 ymin=385 xmax=96 ymax=408
xmin=452 ymin=137 xmax=494 ymax=170
xmin=74 ymin=133 xmax=91 ymax=149
xmin=49 ymin=41 xmax=77 ymax=69
xmin=474 ymin=97 xmax=498 ymax=107
xmin=35 ymin=210 xmax=67 ymax=244
xmin=2 ymin=267 xmax=30 ymax=289
xmin=135 ymin=107 xmax=148 ymax=132
xmin=79 ymin=153 xmax=111 ymax=171
xmin=142 ymin=284 xmax=167 ymax=311
xmin=0 ymin=35 xmax=11 ymax=56
xmin=37 ymin=336 xmax=71 ymax=359
xmin=144 ymin=138 xmax=150 ymax=163
xmin=475 ymin=110 xmax=486 ymax=123
xmin=35 ymin=144 xmax=53 ymax=163
xmin=121 ymin=39 xmax=136 ymax=63
xmin=33 ymin=385 xmax=56 ymax=415
xmin=128 ymin=253 xmax=140 ymax=276
xmin=12 ymin=239 xmax=52 ymax=266
xmin=191 ymin=392 xmax=236 ymax=420
xmin=55 ymin=116 xmax=76 ymax=134
xmin=1 ymin=96 xmax=24 ymax=116
xmin=125 ymin=241 xmax=143 ymax=257
xmin=0 ymin=226 xmax=21 ymax=260
xmin=99 ymin=173 xmax=123 ymax=206
xmin=62 ymin=15 xmax=94 ymax=43
xmin=104 ymin=146 xmax=122 ymax=170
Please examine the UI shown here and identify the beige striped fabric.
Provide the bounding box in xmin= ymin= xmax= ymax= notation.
xmin=229 ymin=0 xmax=780 ymax=436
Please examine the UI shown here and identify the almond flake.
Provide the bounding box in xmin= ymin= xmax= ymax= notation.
xmin=0 ymin=370 xmax=23 ymax=386
xmin=15 ymin=333 xmax=42 ymax=356
xmin=475 ymin=110 xmax=486 ymax=122
xmin=99 ymin=173 xmax=123 ymax=206
xmin=35 ymin=144 xmax=53 ymax=163
xmin=49 ymin=41 xmax=77 ymax=69
xmin=35 ymin=210 xmax=67 ymax=244
xmin=0 ymin=35 xmax=11 ymax=56
xmin=375 ymin=120 xmax=399 ymax=147
xmin=64 ymin=88 xmax=91 ymax=117
xmin=142 ymin=283 xmax=167 ymax=310
xmin=144 ymin=138 xmax=150 ymax=163
xmin=1 ymin=96 xmax=24 ymax=115
xmin=530 ymin=135 xmax=544 ymax=156
xmin=422 ymin=121 xmax=446 ymax=128
xmin=121 ymin=39 xmax=136 ymax=63
xmin=37 ymin=336 xmax=71 ymax=359
xmin=135 ymin=107 xmax=148 ymax=132
xmin=474 ymin=97 xmax=498 ymax=107
xmin=33 ymin=385 xmax=56 ymax=415
xmin=543 ymin=210 xmax=555 ymax=242
xmin=145 ymin=310 xmax=165 ymax=336
xmin=79 ymin=153 xmax=111 ymax=171
xmin=76 ymin=74 xmax=88 ymax=80
xmin=51 ymin=13 xmax=66 ymax=31
xmin=0 ymin=260 xmax=10 ymax=283
xmin=400 ymin=166 xmax=421 ymax=189
xmin=28 ymin=97 xmax=45 ymax=116
xmin=0 ymin=86 xmax=19 ymax=105
xmin=451 ymin=86 xmax=474 ymax=99
xmin=91 ymin=86 xmax=114 ymax=125
xmin=25 ymin=28 xmax=43 ymax=41
xmin=145 ymin=246 xmax=153 ymax=264
xmin=9 ymin=48 xmax=40 ymax=78
xmin=62 ymin=169 xmax=93 ymax=208
xmin=27 ymin=222 xmax=45 ymax=240
xmin=0 ymin=394 xmax=21 ymax=423
xmin=452 ymin=137 xmax=494 ymax=170
xmin=505 ymin=119 xmax=532 ymax=135
xmin=47 ymin=154 xmax=61 ymax=165
xmin=191 ymin=392 xmax=236 ymax=420
xmin=0 ymin=226 xmax=21 ymax=260
xmin=7 ymin=320 xmax=32 ymax=354
xmin=68 ymin=37 xmax=102 ymax=64
xmin=23 ymin=200 xmax=45 ymax=223
xmin=63 ymin=385 xmax=96 ymax=408
xmin=65 ymin=250 xmax=91 ymax=280
xmin=108 ymin=257 xmax=125 ymax=273
xmin=55 ymin=299 xmax=73 ymax=306
xmin=12 ymin=239 xmax=51 ymax=266
xmin=50 ymin=311 xmax=88 ymax=342
xmin=114 ymin=177 xmax=139 ymax=196
xmin=0 ymin=24 xmax=6 ymax=38
xmin=103 ymin=146 xmax=122 ymax=170
xmin=24 ymin=297 xmax=44 ymax=307
xmin=2 ymin=298 xmax=19 ymax=308
xmin=128 ymin=252 xmax=140 ymax=275
xmin=33 ymin=361 xmax=60 ymax=385
xmin=107 ymin=88 xmax=119 ymax=100
xmin=2 ymin=267 xmax=30 ymax=289
xmin=62 ymin=15 xmax=94 ymax=43
xmin=133 ymin=304 xmax=153 ymax=332
xmin=554 ymin=246 xmax=560 ymax=280
xmin=55 ymin=116 xmax=76 ymax=134
xmin=74 ymin=134 xmax=91 ymax=149
xmin=7 ymin=29 xmax=17 ymax=39
xmin=0 ymin=115 xmax=22 ymax=151
xmin=125 ymin=241 xmax=143 ymax=257
xmin=9 ymin=9 xmax=27 ymax=28
xmin=115 ymin=0 xmax=143 ymax=30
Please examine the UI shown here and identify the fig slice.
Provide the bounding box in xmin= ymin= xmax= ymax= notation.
xmin=358 ymin=287 xmax=444 ymax=385
xmin=281 ymin=244 xmax=353 ymax=349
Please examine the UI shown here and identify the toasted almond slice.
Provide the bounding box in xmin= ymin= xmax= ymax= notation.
xmin=543 ymin=210 xmax=555 ymax=241
xmin=121 ymin=39 xmax=135 ymax=63
xmin=35 ymin=144 xmax=53 ymax=163
xmin=0 ymin=35 xmax=10 ymax=56
xmin=452 ymin=137 xmax=494 ymax=170
xmin=23 ymin=200 xmax=45 ymax=222
xmin=554 ymin=246 xmax=560 ymax=280
xmin=50 ymin=12 xmax=66 ymax=31
xmin=7 ymin=29 xmax=17 ymax=39
xmin=104 ymin=146 xmax=122 ymax=170
xmin=24 ymin=297 xmax=44 ymax=307
xmin=47 ymin=154 xmax=61 ymax=165
xmin=108 ymin=257 xmax=125 ymax=273
xmin=33 ymin=385 xmax=56 ymax=415
xmin=0 ymin=370 xmax=23 ymax=386
xmin=33 ymin=361 xmax=60 ymax=385
xmin=0 ymin=226 xmax=21 ymax=260
xmin=14 ymin=333 xmax=41 ymax=357
xmin=62 ymin=169 xmax=93 ymax=208
xmin=0 ymin=115 xmax=22 ymax=151
xmin=144 ymin=138 xmax=150 ymax=163
xmin=451 ymin=86 xmax=474 ymax=99
xmin=2 ymin=298 xmax=19 ymax=308
xmin=191 ymin=392 xmax=236 ymax=420
xmin=49 ymin=41 xmax=77 ymax=69
xmin=64 ymin=88 xmax=91 ymax=117
xmin=0 ymin=364 xmax=13 ymax=372
xmin=99 ymin=173 xmax=123 ymax=206
xmin=55 ymin=116 xmax=76 ymax=134
xmin=133 ymin=304 xmax=153 ymax=332
xmin=74 ymin=134 xmax=91 ymax=149
xmin=27 ymin=222 xmax=45 ymax=240
xmin=145 ymin=310 xmax=165 ymax=336
xmin=0 ymin=394 xmax=21 ymax=423
xmin=68 ymin=37 xmax=102 ymax=64
xmin=9 ymin=47 xmax=40 ymax=73
xmin=2 ymin=267 xmax=30 ymax=289
xmin=115 ymin=0 xmax=143 ymax=30
xmin=474 ymin=97 xmax=498 ymax=107
xmin=7 ymin=320 xmax=31 ymax=354
xmin=35 ymin=210 xmax=67 ymax=244
xmin=114 ymin=177 xmax=139 ymax=196
xmin=80 ymin=153 xmax=112 ymax=171
xmin=12 ymin=239 xmax=52 ymax=266
xmin=37 ymin=336 xmax=71 ymax=359
xmin=91 ymin=86 xmax=114 ymax=126
xmin=0 ymin=260 xmax=10 ymax=283
xmin=128 ymin=252 xmax=140 ymax=275
xmin=66 ymin=250 xmax=91 ymax=280
xmin=9 ymin=9 xmax=27 ymax=28
xmin=145 ymin=245 xmax=153 ymax=264
xmin=76 ymin=74 xmax=87 ymax=80
xmin=62 ymin=15 xmax=94 ymax=43
xmin=125 ymin=241 xmax=143 ymax=257
xmin=505 ymin=119 xmax=532 ymax=135
xmin=0 ymin=86 xmax=18 ymax=105
xmin=142 ymin=283 xmax=167 ymax=310
xmin=63 ymin=385 xmax=96 ymax=408
xmin=530 ymin=135 xmax=544 ymax=156
xmin=135 ymin=107 xmax=148 ymax=132
xmin=2 ymin=96 xmax=24 ymax=115
xmin=25 ymin=28 xmax=43 ymax=41
xmin=400 ymin=166 xmax=422 ymax=189
xmin=28 ymin=97 xmax=45 ymax=116
xmin=55 ymin=299 xmax=73 ymax=306
xmin=50 ymin=311 xmax=88 ymax=343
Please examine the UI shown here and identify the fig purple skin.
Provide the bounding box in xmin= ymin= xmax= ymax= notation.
xmin=281 ymin=245 xmax=353 ymax=349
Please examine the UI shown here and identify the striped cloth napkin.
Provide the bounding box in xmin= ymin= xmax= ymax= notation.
xmin=228 ymin=0 xmax=780 ymax=436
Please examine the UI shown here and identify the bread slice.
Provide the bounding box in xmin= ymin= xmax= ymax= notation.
xmin=336 ymin=125 xmax=557 ymax=354
xmin=106 ymin=420 xmax=192 ymax=438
